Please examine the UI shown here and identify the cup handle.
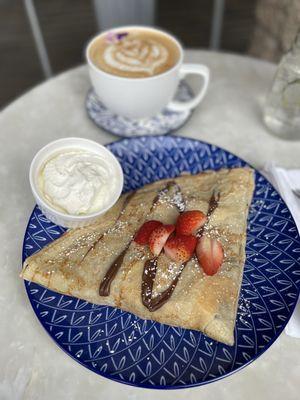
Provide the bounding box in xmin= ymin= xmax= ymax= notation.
xmin=168 ymin=64 xmax=210 ymax=112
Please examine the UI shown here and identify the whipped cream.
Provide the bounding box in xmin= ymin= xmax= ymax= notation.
xmin=38 ymin=149 xmax=117 ymax=215
xmin=104 ymin=38 xmax=168 ymax=76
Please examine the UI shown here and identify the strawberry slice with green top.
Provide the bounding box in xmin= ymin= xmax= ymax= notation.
xmin=164 ymin=234 xmax=197 ymax=263
xmin=149 ymin=224 xmax=175 ymax=256
xmin=196 ymin=235 xmax=224 ymax=276
xmin=176 ymin=210 xmax=207 ymax=236
xmin=134 ymin=220 xmax=162 ymax=245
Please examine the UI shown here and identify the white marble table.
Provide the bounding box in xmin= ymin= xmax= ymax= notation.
xmin=1 ymin=50 xmax=300 ymax=400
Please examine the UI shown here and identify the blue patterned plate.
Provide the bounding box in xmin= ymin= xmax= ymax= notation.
xmin=22 ymin=136 xmax=300 ymax=389
xmin=86 ymin=81 xmax=193 ymax=137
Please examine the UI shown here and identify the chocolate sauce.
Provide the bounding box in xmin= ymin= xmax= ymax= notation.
xmin=149 ymin=181 xmax=177 ymax=212
xmin=99 ymin=182 xmax=177 ymax=297
xmin=141 ymin=190 xmax=220 ymax=312
xmin=141 ymin=257 xmax=158 ymax=307
xmin=207 ymin=191 xmax=220 ymax=218
xmin=81 ymin=191 xmax=136 ymax=263
xmin=197 ymin=191 xmax=220 ymax=237
xmin=142 ymin=258 xmax=186 ymax=311
xmin=99 ymin=247 xmax=128 ymax=296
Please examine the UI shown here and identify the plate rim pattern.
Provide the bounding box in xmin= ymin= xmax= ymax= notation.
xmin=22 ymin=135 xmax=300 ymax=389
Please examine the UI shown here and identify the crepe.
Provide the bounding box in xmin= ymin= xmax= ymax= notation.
xmin=21 ymin=168 xmax=255 ymax=345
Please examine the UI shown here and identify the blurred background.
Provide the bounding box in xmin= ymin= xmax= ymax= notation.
xmin=1 ymin=0 xmax=299 ymax=109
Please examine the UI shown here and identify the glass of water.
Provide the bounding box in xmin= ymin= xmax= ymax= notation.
xmin=264 ymin=32 xmax=300 ymax=140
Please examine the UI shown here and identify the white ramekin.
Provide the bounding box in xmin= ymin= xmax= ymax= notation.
xmin=29 ymin=137 xmax=124 ymax=229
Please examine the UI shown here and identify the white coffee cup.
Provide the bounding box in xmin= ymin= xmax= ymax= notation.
xmin=86 ymin=26 xmax=210 ymax=119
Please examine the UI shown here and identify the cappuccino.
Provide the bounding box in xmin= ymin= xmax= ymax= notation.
xmin=89 ymin=28 xmax=180 ymax=78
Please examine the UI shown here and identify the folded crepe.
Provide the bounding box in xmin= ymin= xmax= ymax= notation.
xmin=21 ymin=168 xmax=255 ymax=345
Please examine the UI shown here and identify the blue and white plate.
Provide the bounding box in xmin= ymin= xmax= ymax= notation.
xmin=86 ymin=81 xmax=193 ymax=137
xmin=22 ymin=136 xmax=300 ymax=389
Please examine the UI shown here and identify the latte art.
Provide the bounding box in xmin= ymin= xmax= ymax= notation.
xmin=104 ymin=38 xmax=169 ymax=76
xmin=89 ymin=28 xmax=180 ymax=78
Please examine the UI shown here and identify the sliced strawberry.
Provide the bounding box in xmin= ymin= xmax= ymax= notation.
xmin=164 ymin=234 xmax=197 ymax=263
xmin=134 ymin=220 xmax=162 ymax=245
xmin=149 ymin=224 xmax=175 ymax=256
xmin=176 ymin=210 xmax=207 ymax=236
xmin=196 ymin=236 xmax=224 ymax=276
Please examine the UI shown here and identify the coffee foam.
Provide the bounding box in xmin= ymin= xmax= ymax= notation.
xmin=89 ymin=29 xmax=180 ymax=78
xmin=104 ymin=38 xmax=169 ymax=76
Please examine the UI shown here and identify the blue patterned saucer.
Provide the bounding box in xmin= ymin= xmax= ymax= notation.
xmin=22 ymin=136 xmax=300 ymax=389
xmin=86 ymin=81 xmax=193 ymax=137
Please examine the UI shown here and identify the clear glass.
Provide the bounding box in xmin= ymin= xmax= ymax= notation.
xmin=264 ymin=32 xmax=300 ymax=140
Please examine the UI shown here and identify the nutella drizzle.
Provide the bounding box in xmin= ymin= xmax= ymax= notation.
xmin=81 ymin=191 xmax=136 ymax=263
xmin=142 ymin=258 xmax=186 ymax=311
xmin=150 ymin=181 xmax=178 ymax=212
xmin=141 ymin=189 xmax=220 ymax=312
xmin=99 ymin=247 xmax=128 ymax=296
xmin=207 ymin=191 xmax=220 ymax=218
xmin=197 ymin=191 xmax=220 ymax=238
xmin=99 ymin=181 xmax=177 ymax=297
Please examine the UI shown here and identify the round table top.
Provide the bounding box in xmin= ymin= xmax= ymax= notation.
xmin=1 ymin=50 xmax=300 ymax=400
